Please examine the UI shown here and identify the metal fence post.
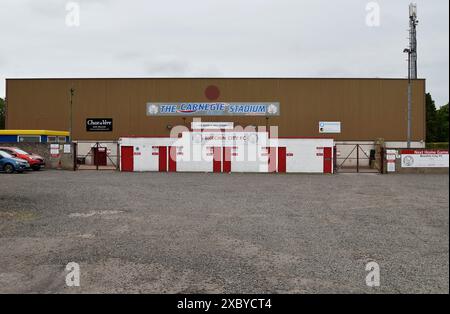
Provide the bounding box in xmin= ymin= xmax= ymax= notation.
xmin=356 ymin=144 xmax=360 ymax=173
xmin=73 ymin=142 xmax=77 ymax=171
xmin=117 ymin=142 xmax=120 ymax=171
xmin=333 ymin=146 xmax=337 ymax=174
xmin=96 ymin=142 xmax=99 ymax=171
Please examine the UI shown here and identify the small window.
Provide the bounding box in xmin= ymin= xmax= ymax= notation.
xmin=47 ymin=136 xmax=58 ymax=143
xmin=18 ymin=135 xmax=41 ymax=143
xmin=59 ymin=136 xmax=67 ymax=143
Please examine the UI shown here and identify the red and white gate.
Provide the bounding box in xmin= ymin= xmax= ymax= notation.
xmin=119 ymin=132 xmax=334 ymax=174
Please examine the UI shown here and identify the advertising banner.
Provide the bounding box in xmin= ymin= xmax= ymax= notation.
xmin=401 ymin=150 xmax=449 ymax=168
xmin=186 ymin=132 xmax=268 ymax=146
xmin=86 ymin=118 xmax=113 ymax=132
xmin=146 ymin=103 xmax=280 ymax=116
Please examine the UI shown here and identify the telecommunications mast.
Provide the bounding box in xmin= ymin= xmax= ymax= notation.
xmin=403 ymin=3 xmax=419 ymax=148
xmin=408 ymin=3 xmax=419 ymax=79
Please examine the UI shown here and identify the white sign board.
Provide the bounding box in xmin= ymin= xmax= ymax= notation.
xmin=401 ymin=150 xmax=449 ymax=168
xmin=50 ymin=144 xmax=59 ymax=155
xmin=387 ymin=161 xmax=396 ymax=172
xmin=319 ymin=121 xmax=341 ymax=133
xmin=386 ymin=149 xmax=397 ymax=161
xmin=63 ymin=144 xmax=71 ymax=154
xmin=185 ymin=131 xmax=268 ymax=146
xmin=191 ymin=122 xmax=234 ymax=130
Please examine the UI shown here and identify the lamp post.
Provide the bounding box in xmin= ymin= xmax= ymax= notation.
xmin=69 ymin=87 xmax=75 ymax=142
xmin=403 ymin=48 xmax=412 ymax=149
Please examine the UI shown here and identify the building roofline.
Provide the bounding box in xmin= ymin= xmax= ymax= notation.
xmin=5 ymin=77 xmax=426 ymax=81
xmin=0 ymin=130 xmax=69 ymax=136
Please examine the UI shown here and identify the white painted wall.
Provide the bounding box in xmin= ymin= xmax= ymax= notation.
xmin=177 ymin=144 xmax=214 ymax=172
xmin=119 ymin=134 xmax=334 ymax=173
xmin=276 ymin=138 xmax=334 ymax=173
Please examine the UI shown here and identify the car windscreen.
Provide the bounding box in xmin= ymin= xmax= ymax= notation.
xmin=0 ymin=151 xmax=13 ymax=158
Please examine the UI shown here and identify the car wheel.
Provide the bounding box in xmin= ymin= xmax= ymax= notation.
xmin=32 ymin=165 xmax=41 ymax=171
xmin=4 ymin=164 xmax=15 ymax=174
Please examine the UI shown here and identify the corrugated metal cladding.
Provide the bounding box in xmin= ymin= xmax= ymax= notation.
xmin=5 ymin=78 xmax=426 ymax=141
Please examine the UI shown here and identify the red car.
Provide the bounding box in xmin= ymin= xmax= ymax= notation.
xmin=0 ymin=147 xmax=45 ymax=171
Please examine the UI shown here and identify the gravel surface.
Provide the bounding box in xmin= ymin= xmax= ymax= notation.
xmin=0 ymin=171 xmax=448 ymax=294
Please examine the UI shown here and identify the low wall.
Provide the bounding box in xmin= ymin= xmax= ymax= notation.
xmin=0 ymin=143 xmax=74 ymax=170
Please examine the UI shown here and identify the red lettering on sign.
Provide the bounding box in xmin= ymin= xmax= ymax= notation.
xmin=402 ymin=149 xmax=449 ymax=155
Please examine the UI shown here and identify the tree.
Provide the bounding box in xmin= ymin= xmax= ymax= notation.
xmin=435 ymin=103 xmax=449 ymax=142
xmin=424 ymin=93 xmax=448 ymax=144
xmin=425 ymin=93 xmax=438 ymax=142
xmin=0 ymin=97 xmax=5 ymax=129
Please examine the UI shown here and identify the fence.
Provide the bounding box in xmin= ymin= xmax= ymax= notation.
xmin=334 ymin=144 xmax=384 ymax=173
xmin=73 ymin=141 xmax=119 ymax=170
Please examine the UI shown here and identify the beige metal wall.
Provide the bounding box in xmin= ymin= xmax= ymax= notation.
xmin=5 ymin=78 xmax=426 ymax=141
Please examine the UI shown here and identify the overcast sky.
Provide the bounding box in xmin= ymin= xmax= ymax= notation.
xmin=0 ymin=0 xmax=448 ymax=106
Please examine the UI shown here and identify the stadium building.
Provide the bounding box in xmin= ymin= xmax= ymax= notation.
xmin=3 ymin=78 xmax=426 ymax=172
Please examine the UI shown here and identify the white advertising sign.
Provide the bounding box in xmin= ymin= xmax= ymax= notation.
xmin=50 ymin=144 xmax=59 ymax=155
xmin=63 ymin=144 xmax=71 ymax=154
xmin=386 ymin=149 xmax=397 ymax=161
xmin=387 ymin=161 xmax=396 ymax=172
xmin=401 ymin=150 xmax=449 ymax=168
xmin=185 ymin=132 xmax=268 ymax=146
xmin=319 ymin=121 xmax=341 ymax=134
xmin=191 ymin=122 xmax=234 ymax=130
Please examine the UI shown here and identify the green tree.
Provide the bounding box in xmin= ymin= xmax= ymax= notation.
xmin=435 ymin=103 xmax=449 ymax=142
xmin=425 ymin=93 xmax=438 ymax=142
xmin=0 ymin=97 xmax=5 ymax=129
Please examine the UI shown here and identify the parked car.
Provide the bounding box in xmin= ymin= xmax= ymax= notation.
xmin=0 ymin=150 xmax=30 ymax=173
xmin=0 ymin=147 xmax=45 ymax=171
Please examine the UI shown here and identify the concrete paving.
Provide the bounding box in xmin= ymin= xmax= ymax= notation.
xmin=0 ymin=171 xmax=448 ymax=293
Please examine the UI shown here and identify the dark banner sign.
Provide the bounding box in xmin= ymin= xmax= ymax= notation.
xmin=86 ymin=118 xmax=113 ymax=132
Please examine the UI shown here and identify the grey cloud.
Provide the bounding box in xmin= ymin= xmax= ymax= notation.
xmin=146 ymin=58 xmax=190 ymax=76
xmin=0 ymin=0 xmax=448 ymax=106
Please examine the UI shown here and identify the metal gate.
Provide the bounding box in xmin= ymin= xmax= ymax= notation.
xmin=73 ymin=141 xmax=119 ymax=170
xmin=334 ymin=144 xmax=384 ymax=173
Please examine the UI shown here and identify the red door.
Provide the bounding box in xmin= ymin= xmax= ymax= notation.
xmin=94 ymin=147 xmax=107 ymax=166
xmin=223 ymin=147 xmax=231 ymax=173
xmin=278 ymin=147 xmax=286 ymax=173
xmin=213 ymin=147 xmax=222 ymax=173
xmin=168 ymin=146 xmax=177 ymax=172
xmin=121 ymin=146 xmax=134 ymax=172
xmin=159 ymin=146 xmax=167 ymax=172
xmin=268 ymin=147 xmax=277 ymax=173
xmin=323 ymin=147 xmax=333 ymax=174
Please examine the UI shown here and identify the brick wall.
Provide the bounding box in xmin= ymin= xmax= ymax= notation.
xmin=0 ymin=143 xmax=74 ymax=170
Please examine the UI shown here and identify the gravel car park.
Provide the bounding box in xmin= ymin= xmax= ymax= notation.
xmin=0 ymin=171 xmax=448 ymax=293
